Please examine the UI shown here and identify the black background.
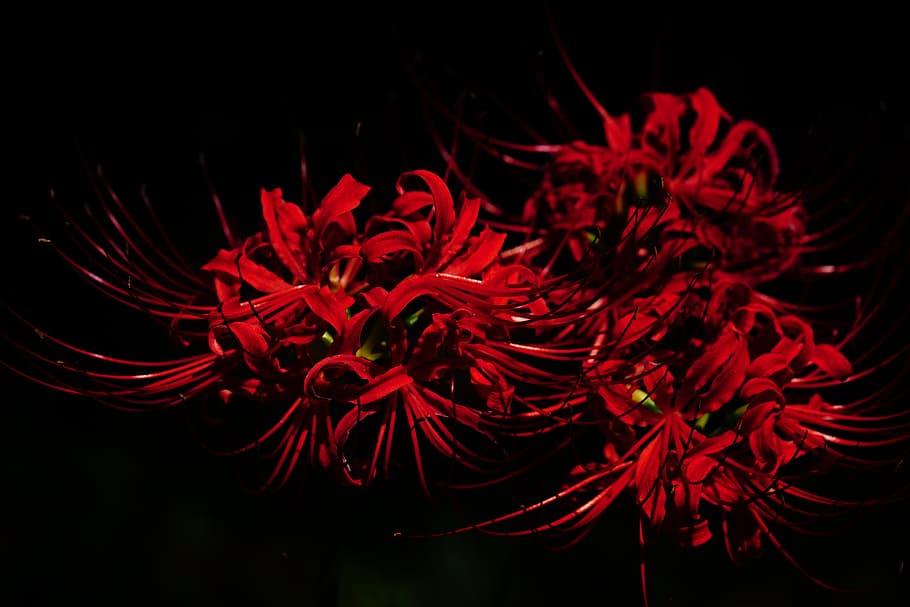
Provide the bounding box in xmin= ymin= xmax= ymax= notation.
xmin=4 ymin=3 xmax=909 ymax=605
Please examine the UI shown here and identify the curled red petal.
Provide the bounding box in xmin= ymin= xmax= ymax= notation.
xmin=746 ymin=352 xmax=791 ymax=380
xmin=604 ymin=112 xmax=631 ymax=152
xmin=741 ymin=377 xmax=784 ymax=406
xmin=434 ymin=194 xmax=481 ymax=270
xmin=392 ymin=189 xmax=434 ymax=216
xmin=229 ymin=321 xmax=270 ymax=358
xmin=361 ymin=230 xmax=425 ymax=266
xmin=679 ymin=329 xmax=748 ymax=413
xmin=261 ymin=188 xmax=308 ymax=282
xmin=300 ymin=285 xmax=355 ymax=335
xmin=383 ymin=276 xmax=435 ymax=320
xmin=444 ymin=228 xmax=506 ymax=277
xmin=679 ymin=519 xmax=713 ymax=548
xmin=238 ymin=256 xmax=292 ymax=294
xmin=397 ymin=170 xmax=456 ymax=248
xmin=312 ymin=173 xmax=370 ymax=243
xmin=811 ymin=344 xmax=852 ymax=380
xmin=357 ymin=365 xmax=414 ymax=405
xmin=679 ymin=88 xmax=728 ymax=175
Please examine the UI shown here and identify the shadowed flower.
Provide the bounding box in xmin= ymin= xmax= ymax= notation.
xmin=412 ymin=45 xmax=910 ymax=600
xmin=3 ymin=165 xmax=614 ymax=495
xmin=3 ymin=42 xmax=908 ymax=607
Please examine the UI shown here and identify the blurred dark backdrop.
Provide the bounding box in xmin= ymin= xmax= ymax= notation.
xmin=3 ymin=3 xmax=909 ymax=606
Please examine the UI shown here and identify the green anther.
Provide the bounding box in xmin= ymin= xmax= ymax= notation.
xmin=704 ymin=403 xmax=750 ymax=437
xmin=633 ymin=171 xmax=649 ymax=200
xmin=404 ymin=307 xmax=425 ymax=328
xmin=356 ymin=316 xmax=388 ymax=361
xmin=695 ymin=412 xmax=711 ymax=432
xmin=321 ymin=331 xmax=335 ymax=347
xmin=631 ymin=388 xmax=662 ymax=414
xmin=356 ymin=346 xmax=384 ymax=362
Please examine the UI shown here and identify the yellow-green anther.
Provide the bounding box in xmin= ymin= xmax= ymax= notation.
xmin=404 ymin=307 xmax=425 ymax=328
xmin=356 ymin=317 xmax=388 ymax=361
xmin=632 ymin=388 xmax=662 ymax=414
xmin=328 ymin=265 xmax=341 ymax=291
xmin=633 ymin=171 xmax=649 ymax=200
xmin=356 ymin=346 xmax=384 ymax=361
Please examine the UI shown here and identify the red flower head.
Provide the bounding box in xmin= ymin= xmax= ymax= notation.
xmin=3 ymin=34 xmax=907 ymax=605
xmin=415 ymin=70 xmax=910 ymax=600
xmin=519 ymin=89 xmax=806 ymax=284
xmin=4 ymin=165 xmax=616 ymax=496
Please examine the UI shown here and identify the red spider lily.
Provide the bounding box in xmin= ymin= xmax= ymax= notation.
xmin=410 ymin=41 xmax=910 ymax=600
xmin=504 ymin=88 xmax=807 ymax=288
xmin=4 ymin=162 xmax=627 ymax=495
xmin=4 ymin=34 xmax=908 ymax=607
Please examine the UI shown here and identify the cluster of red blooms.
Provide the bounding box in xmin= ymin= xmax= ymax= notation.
xmin=6 ymin=88 xmax=907 ymax=590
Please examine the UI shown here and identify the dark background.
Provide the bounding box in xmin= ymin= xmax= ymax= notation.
xmin=4 ymin=3 xmax=909 ymax=605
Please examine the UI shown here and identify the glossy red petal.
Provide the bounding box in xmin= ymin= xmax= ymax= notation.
xmin=361 ymin=230 xmax=425 ymax=266
xmin=300 ymin=285 xmax=355 ymax=335
xmin=397 ymin=170 xmax=456 ymax=247
xmin=312 ymin=173 xmax=370 ymax=244
xmin=260 ymin=188 xmax=309 ymax=282
xmin=811 ymin=344 xmax=853 ymax=380
xmin=679 ymin=329 xmax=748 ymax=413
xmin=444 ymin=228 xmax=507 ymax=277
xmin=229 ymin=321 xmax=270 ymax=358
xmin=357 ymin=365 xmax=414 ymax=405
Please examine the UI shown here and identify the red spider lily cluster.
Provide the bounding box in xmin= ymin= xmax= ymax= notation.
xmin=426 ymin=86 xmax=909 ymax=561
xmin=4 ymin=86 xmax=908 ymax=597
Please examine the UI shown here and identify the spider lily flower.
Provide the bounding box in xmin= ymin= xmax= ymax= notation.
xmin=4 ymin=163 xmax=617 ymax=494
xmin=512 ymin=89 xmax=806 ymax=286
xmin=4 ymin=47 xmax=907 ymax=603
xmin=411 ymin=66 xmax=910 ymax=598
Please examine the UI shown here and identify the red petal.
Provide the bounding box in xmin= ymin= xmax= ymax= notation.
xmin=679 ymin=519 xmax=713 ymax=548
xmin=433 ymin=195 xmax=480 ymax=270
xmin=261 ymin=188 xmax=309 ymax=282
xmin=680 ymin=88 xmax=726 ymax=175
xmin=230 ymin=321 xmax=270 ymax=357
xmin=358 ymin=365 xmax=414 ymax=405
xmin=636 ymin=435 xmax=670 ymax=525
xmin=238 ymin=256 xmax=292 ymax=293
xmin=300 ymin=285 xmax=354 ymax=334
xmin=604 ymin=112 xmax=631 ymax=152
xmin=335 ymin=308 xmax=375 ymax=354
xmin=361 ymin=230 xmax=424 ymax=266
xmin=679 ymin=330 xmax=748 ymax=413
xmin=392 ymin=190 xmax=433 ymax=216
xmin=444 ymin=228 xmax=506 ymax=277
xmin=383 ymin=276 xmax=435 ymax=320
xmin=811 ymin=344 xmax=852 ymax=380
xmin=312 ymin=173 xmax=370 ymax=243
xmin=741 ymin=377 xmax=784 ymax=406
xmin=397 ymin=170 xmax=455 ymax=247
xmin=746 ymin=353 xmax=790 ymax=379
xmin=358 ymin=286 xmax=389 ymax=309
xmin=305 ymin=355 xmax=375 ymax=401
xmin=641 ymin=92 xmax=684 ymax=171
